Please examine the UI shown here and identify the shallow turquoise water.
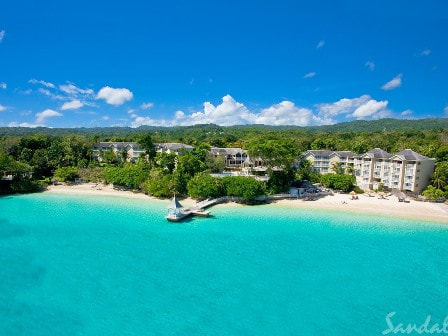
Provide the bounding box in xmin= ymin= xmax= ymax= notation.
xmin=1 ymin=193 xmax=447 ymax=335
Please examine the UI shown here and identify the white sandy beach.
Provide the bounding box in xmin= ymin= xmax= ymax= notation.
xmin=45 ymin=183 xmax=448 ymax=223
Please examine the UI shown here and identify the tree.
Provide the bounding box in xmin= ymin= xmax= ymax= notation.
xmin=142 ymin=169 xmax=174 ymax=197
xmin=331 ymin=162 xmax=344 ymax=174
xmin=295 ymin=159 xmax=321 ymax=183
xmin=103 ymin=149 xmax=118 ymax=164
xmin=431 ymin=162 xmax=448 ymax=190
xmin=187 ymin=173 xmax=224 ymax=199
xmin=320 ymin=174 xmax=354 ymax=192
xmin=0 ymin=151 xmax=41 ymax=193
xmin=54 ymin=167 xmax=79 ymax=182
xmin=266 ymin=169 xmax=294 ymax=194
xmin=121 ymin=148 xmax=129 ymax=162
xmin=173 ymin=152 xmax=206 ymax=194
xmin=154 ymin=152 xmax=177 ymax=173
xmin=205 ymin=153 xmax=226 ymax=173
xmin=245 ymin=136 xmax=299 ymax=169
xmin=222 ymin=176 xmax=265 ymax=200
xmin=137 ymin=133 xmax=156 ymax=160
xmin=104 ymin=163 xmax=149 ymax=189
xmin=423 ymin=185 xmax=445 ymax=201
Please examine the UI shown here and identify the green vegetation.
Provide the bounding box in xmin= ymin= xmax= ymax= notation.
xmin=54 ymin=167 xmax=79 ymax=182
xmin=142 ymin=169 xmax=175 ymax=197
xmin=422 ymin=162 xmax=448 ymax=200
xmin=104 ymin=162 xmax=150 ymax=189
xmin=320 ymin=174 xmax=355 ymax=192
xmin=295 ymin=159 xmax=321 ymax=183
xmin=422 ymin=185 xmax=446 ymax=200
xmin=187 ymin=173 xmax=224 ymax=199
xmin=1 ymin=118 xmax=447 ymax=199
xmin=222 ymin=176 xmax=265 ymax=200
xmin=0 ymin=151 xmax=42 ymax=193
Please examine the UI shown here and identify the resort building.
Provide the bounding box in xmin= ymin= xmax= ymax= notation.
xmin=154 ymin=143 xmax=194 ymax=155
xmin=302 ymin=150 xmax=356 ymax=174
xmin=303 ymin=148 xmax=435 ymax=194
xmin=93 ymin=142 xmax=146 ymax=162
xmin=354 ymin=148 xmax=435 ymax=194
xmin=209 ymin=147 xmax=263 ymax=169
xmin=93 ymin=142 xmax=194 ymax=162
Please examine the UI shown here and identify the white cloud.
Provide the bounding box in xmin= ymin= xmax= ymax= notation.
xmin=400 ymin=109 xmax=413 ymax=117
xmin=96 ymin=86 xmax=133 ymax=105
xmin=131 ymin=95 xmax=254 ymax=127
xmin=29 ymin=78 xmax=55 ymax=88
xmin=140 ymin=102 xmax=154 ymax=110
xmin=59 ymin=83 xmax=94 ymax=97
xmin=37 ymin=88 xmax=66 ymax=100
xmin=0 ymin=30 xmax=5 ymax=43
xmin=316 ymin=95 xmax=371 ymax=117
xmin=130 ymin=95 xmax=331 ymax=127
xmin=185 ymin=94 xmax=256 ymax=126
xmin=444 ymin=106 xmax=448 ymax=116
xmin=127 ymin=109 xmax=135 ymax=114
xmin=101 ymin=116 xmax=109 ymax=120
xmin=349 ymin=99 xmax=389 ymax=119
xmin=130 ymin=94 xmax=393 ymax=128
xmin=36 ymin=109 xmax=63 ymax=123
xmin=365 ymin=61 xmax=375 ymax=71
xmin=255 ymin=101 xmax=313 ymax=126
xmin=8 ymin=122 xmax=42 ymax=128
xmin=304 ymin=72 xmax=316 ymax=78
xmin=381 ymin=74 xmax=402 ymax=90
xmin=0 ymin=82 xmax=6 ymax=89
xmin=0 ymin=104 xmax=6 ymax=112
xmin=61 ymin=100 xmax=84 ymax=110
xmin=420 ymin=49 xmax=431 ymax=56
xmin=316 ymin=40 xmax=325 ymax=49
xmin=316 ymin=95 xmax=389 ymax=121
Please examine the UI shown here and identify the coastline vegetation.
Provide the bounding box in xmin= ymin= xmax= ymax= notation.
xmin=1 ymin=121 xmax=448 ymax=200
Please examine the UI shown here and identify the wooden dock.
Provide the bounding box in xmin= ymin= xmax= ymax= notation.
xmin=166 ymin=194 xmax=304 ymax=222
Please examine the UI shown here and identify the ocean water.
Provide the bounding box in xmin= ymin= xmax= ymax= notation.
xmin=0 ymin=193 xmax=447 ymax=335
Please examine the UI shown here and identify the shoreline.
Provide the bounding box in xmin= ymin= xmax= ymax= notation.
xmin=44 ymin=184 xmax=448 ymax=224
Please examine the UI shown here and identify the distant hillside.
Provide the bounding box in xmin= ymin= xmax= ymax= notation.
xmin=304 ymin=118 xmax=448 ymax=132
xmin=0 ymin=118 xmax=447 ymax=136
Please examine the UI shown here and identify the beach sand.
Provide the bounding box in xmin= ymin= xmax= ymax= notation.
xmin=46 ymin=183 xmax=448 ymax=223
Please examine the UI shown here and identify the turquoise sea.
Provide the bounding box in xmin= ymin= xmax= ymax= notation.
xmin=1 ymin=192 xmax=447 ymax=335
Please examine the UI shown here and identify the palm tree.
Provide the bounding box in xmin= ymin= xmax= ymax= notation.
xmin=432 ymin=170 xmax=447 ymax=190
xmin=331 ymin=162 xmax=344 ymax=174
xmin=346 ymin=165 xmax=355 ymax=177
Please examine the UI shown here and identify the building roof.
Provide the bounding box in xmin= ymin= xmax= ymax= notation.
xmin=364 ymin=148 xmax=393 ymax=159
xmin=394 ymin=149 xmax=432 ymax=161
xmin=304 ymin=150 xmax=356 ymax=158
xmin=93 ymin=142 xmax=143 ymax=150
xmin=210 ymin=147 xmax=247 ymax=156
xmin=168 ymin=195 xmax=183 ymax=209
xmin=155 ymin=143 xmax=194 ymax=151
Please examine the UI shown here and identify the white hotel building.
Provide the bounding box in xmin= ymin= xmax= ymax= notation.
xmin=303 ymin=148 xmax=435 ymax=194
xmin=92 ymin=142 xmax=194 ymax=162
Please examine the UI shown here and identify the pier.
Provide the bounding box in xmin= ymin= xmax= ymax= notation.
xmin=165 ymin=196 xmax=244 ymax=222
xmin=165 ymin=194 xmax=304 ymax=222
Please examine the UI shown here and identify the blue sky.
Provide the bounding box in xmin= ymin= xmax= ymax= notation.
xmin=0 ymin=0 xmax=447 ymax=128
